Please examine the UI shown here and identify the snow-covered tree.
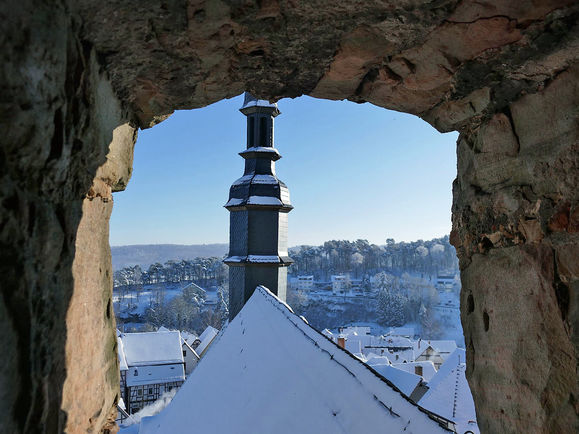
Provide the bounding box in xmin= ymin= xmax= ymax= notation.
xmin=375 ymin=288 xmax=407 ymax=327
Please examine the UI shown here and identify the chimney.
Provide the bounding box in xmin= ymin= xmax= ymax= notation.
xmin=224 ymin=93 xmax=293 ymax=320
xmin=337 ymin=335 xmax=346 ymax=349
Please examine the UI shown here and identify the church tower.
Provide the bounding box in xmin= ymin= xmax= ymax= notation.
xmin=224 ymin=93 xmax=293 ymax=320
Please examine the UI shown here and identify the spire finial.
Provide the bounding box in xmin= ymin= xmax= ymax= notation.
xmin=240 ymin=92 xmax=280 ymax=116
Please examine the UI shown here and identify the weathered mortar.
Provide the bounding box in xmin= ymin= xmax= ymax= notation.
xmin=1 ymin=0 xmax=578 ymax=432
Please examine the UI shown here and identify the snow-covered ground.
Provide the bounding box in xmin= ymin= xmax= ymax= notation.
xmin=113 ymin=283 xmax=187 ymax=317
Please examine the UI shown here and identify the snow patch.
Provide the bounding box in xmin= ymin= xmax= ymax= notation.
xmin=247 ymin=196 xmax=283 ymax=206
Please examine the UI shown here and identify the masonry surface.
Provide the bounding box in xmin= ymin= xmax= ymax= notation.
xmin=1 ymin=1 xmax=577 ymax=432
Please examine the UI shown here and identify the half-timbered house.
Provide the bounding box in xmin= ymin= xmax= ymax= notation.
xmin=120 ymin=330 xmax=186 ymax=414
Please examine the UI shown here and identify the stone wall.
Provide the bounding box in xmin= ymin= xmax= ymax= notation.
xmin=452 ymin=65 xmax=578 ymax=433
xmin=1 ymin=0 xmax=577 ymax=432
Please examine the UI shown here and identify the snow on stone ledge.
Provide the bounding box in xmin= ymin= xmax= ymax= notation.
xmin=225 ymin=196 xmax=286 ymax=207
xmin=247 ymin=255 xmax=280 ymax=263
xmin=241 ymin=146 xmax=281 ymax=155
xmin=224 ymin=198 xmax=244 ymax=207
xmin=138 ymin=287 xmax=454 ymax=434
xmin=247 ymin=195 xmax=283 ymax=206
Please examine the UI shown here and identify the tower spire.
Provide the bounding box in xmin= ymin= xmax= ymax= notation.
xmin=224 ymin=93 xmax=293 ymax=319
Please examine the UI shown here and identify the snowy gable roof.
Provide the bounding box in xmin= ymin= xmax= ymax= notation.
xmin=118 ymin=336 xmax=128 ymax=371
xmin=198 ymin=326 xmax=218 ymax=343
xmin=391 ymin=361 xmax=438 ymax=383
xmin=195 ymin=326 xmax=219 ymax=356
xmin=122 ymin=331 xmax=184 ymax=366
xmin=181 ymin=338 xmax=199 ymax=359
xmin=139 ymin=286 xmax=454 ymax=434
xmin=369 ymin=365 xmax=422 ymax=398
xmin=419 ymin=349 xmax=478 ymax=434
xmin=428 ymin=340 xmax=458 ymax=355
xmin=387 ymin=327 xmax=415 ymax=338
xmin=180 ymin=330 xmax=199 ymax=347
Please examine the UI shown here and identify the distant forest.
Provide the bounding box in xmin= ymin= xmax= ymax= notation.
xmin=288 ymin=236 xmax=458 ymax=280
xmin=113 ymin=236 xmax=458 ymax=288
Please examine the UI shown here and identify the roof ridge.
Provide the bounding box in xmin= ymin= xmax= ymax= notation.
xmin=254 ymin=286 xmax=456 ymax=432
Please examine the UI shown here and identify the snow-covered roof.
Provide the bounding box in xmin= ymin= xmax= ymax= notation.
xmin=139 ymin=286 xmax=454 ymax=434
xmin=340 ymin=326 xmax=371 ymax=336
xmin=239 ymin=92 xmax=278 ymax=111
xmin=238 ymin=147 xmax=282 ymax=160
xmin=386 ymin=327 xmax=415 ymax=338
xmin=180 ymin=331 xmax=199 ymax=347
xmin=321 ymin=329 xmax=333 ymax=339
xmin=198 ymin=326 xmax=219 ymax=343
xmin=419 ymin=349 xmax=478 ymax=434
xmin=122 ymin=331 xmax=184 ymax=366
xmin=180 ymin=338 xmax=200 ymax=359
xmin=428 ymin=340 xmax=458 ymax=354
xmin=118 ymin=336 xmax=129 ymax=371
xmin=365 ymin=353 xmax=391 ymax=366
xmin=367 ymin=335 xmax=414 ymax=350
xmin=391 ymin=361 xmax=438 ymax=382
xmin=195 ymin=326 xmax=219 ymax=356
xmin=232 ymin=174 xmax=281 ymax=186
xmin=370 ymin=365 xmax=422 ymax=398
xmin=415 ymin=340 xmax=458 ymax=358
xmin=225 ymin=196 xmax=289 ymax=208
xmin=126 ymin=363 xmax=186 ymax=387
xmin=387 ymin=349 xmax=415 ymax=364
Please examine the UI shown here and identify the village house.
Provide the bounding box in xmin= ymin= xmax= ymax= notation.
xmin=181 ymin=338 xmax=200 ymax=375
xmin=331 ymin=274 xmax=348 ymax=294
xmin=118 ymin=330 xmax=186 ymax=415
xmin=158 ymin=327 xmax=219 ymax=374
xmin=116 ymin=333 xmax=129 ymax=423
xmin=435 ymin=273 xmax=457 ymax=291
xmin=415 ymin=340 xmax=458 ymax=369
xmin=296 ymin=275 xmax=314 ymax=290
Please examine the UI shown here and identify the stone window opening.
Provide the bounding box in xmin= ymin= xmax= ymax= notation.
xmin=2 ymin=4 xmax=577 ymax=432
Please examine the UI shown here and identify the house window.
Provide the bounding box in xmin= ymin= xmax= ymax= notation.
xmin=137 ymin=389 xmax=142 ymax=396
xmin=415 ymin=366 xmax=423 ymax=376
xmin=167 ymin=386 xmax=172 ymax=392
xmin=134 ymin=369 xmax=138 ymax=376
xmin=148 ymin=388 xmax=153 ymax=395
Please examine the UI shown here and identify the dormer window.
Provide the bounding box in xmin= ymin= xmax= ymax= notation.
xmin=134 ymin=369 xmax=138 ymax=376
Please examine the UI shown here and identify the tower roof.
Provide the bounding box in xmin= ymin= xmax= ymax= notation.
xmin=239 ymin=92 xmax=280 ymax=116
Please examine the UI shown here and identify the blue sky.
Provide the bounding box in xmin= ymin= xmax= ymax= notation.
xmin=109 ymin=94 xmax=458 ymax=247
